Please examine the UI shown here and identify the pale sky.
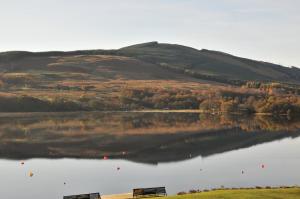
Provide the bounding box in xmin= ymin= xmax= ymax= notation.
xmin=0 ymin=0 xmax=299 ymax=67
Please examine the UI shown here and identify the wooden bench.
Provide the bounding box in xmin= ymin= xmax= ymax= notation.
xmin=133 ymin=187 xmax=167 ymax=198
xmin=63 ymin=193 xmax=101 ymax=199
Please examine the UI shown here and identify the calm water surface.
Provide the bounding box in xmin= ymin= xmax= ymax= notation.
xmin=0 ymin=112 xmax=300 ymax=199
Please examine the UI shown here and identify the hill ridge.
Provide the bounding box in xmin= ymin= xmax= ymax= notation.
xmin=0 ymin=42 xmax=299 ymax=84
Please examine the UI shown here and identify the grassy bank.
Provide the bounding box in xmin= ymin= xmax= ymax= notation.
xmin=155 ymin=188 xmax=300 ymax=199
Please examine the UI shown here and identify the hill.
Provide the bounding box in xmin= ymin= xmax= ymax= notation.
xmin=1 ymin=41 xmax=300 ymax=84
xmin=1 ymin=42 xmax=300 ymax=113
xmin=119 ymin=42 xmax=300 ymax=84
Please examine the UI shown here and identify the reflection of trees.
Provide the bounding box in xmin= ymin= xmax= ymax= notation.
xmin=0 ymin=112 xmax=300 ymax=163
xmin=0 ymin=112 xmax=299 ymax=138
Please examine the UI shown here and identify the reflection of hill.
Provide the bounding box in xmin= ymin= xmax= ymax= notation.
xmin=0 ymin=112 xmax=299 ymax=164
xmin=125 ymin=129 xmax=300 ymax=164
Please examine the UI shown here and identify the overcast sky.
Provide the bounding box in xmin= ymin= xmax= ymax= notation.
xmin=0 ymin=0 xmax=299 ymax=66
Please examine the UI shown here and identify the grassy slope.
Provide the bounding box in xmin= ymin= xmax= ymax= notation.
xmin=155 ymin=188 xmax=300 ymax=199
xmin=119 ymin=42 xmax=300 ymax=82
xmin=1 ymin=41 xmax=300 ymax=83
xmin=1 ymin=42 xmax=300 ymax=112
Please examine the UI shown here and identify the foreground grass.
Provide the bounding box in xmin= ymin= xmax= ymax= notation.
xmin=155 ymin=188 xmax=300 ymax=199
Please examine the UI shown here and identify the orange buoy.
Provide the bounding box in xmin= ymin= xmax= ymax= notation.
xmin=29 ymin=171 xmax=34 ymax=177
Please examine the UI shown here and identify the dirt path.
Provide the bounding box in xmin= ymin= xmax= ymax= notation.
xmin=102 ymin=193 xmax=133 ymax=199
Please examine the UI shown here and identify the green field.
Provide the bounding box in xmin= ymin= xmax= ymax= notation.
xmin=156 ymin=188 xmax=300 ymax=199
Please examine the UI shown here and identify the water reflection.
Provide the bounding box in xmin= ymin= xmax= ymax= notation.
xmin=0 ymin=112 xmax=300 ymax=164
